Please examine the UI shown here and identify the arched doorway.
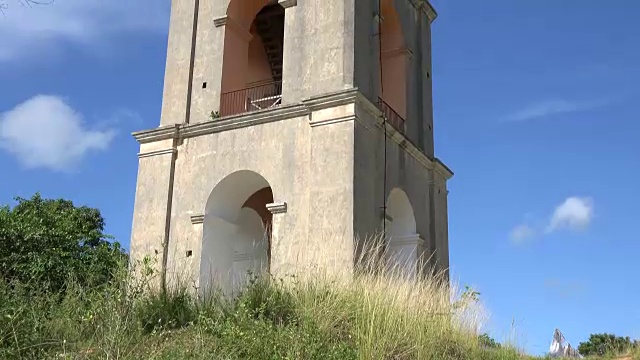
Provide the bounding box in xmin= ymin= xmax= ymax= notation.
xmin=200 ymin=170 xmax=273 ymax=295
xmin=220 ymin=0 xmax=285 ymax=116
xmin=384 ymin=188 xmax=420 ymax=278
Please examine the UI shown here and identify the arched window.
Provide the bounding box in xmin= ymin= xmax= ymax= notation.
xmin=378 ymin=0 xmax=408 ymax=134
xmin=220 ymin=0 xmax=285 ymax=117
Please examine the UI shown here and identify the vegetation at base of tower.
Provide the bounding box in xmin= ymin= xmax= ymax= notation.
xmin=1 ymin=194 xmax=639 ymax=359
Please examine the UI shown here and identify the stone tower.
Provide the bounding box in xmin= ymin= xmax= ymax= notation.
xmin=129 ymin=0 xmax=453 ymax=293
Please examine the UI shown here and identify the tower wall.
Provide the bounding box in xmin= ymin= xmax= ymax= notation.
xmin=352 ymin=98 xmax=450 ymax=276
xmin=130 ymin=0 xmax=449 ymax=289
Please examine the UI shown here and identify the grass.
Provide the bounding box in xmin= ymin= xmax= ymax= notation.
xmin=0 ymin=243 xmax=636 ymax=360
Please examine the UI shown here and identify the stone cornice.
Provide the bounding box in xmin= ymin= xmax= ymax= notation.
xmin=133 ymin=124 xmax=179 ymax=144
xmin=434 ymin=158 xmax=454 ymax=180
xmin=301 ymin=88 xmax=359 ymax=112
xmin=213 ymin=15 xmax=252 ymax=43
xmin=138 ymin=148 xmax=177 ymax=159
xmin=266 ymin=202 xmax=287 ymax=214
xmin=410 ymin=0 xmax=438 ymax=23
xmin=309 ymin=115 xmax=356 ymax=128
xmin=190 ymin=214 xmax=205 ymax=225
xmin=181 ymin=104 xmax=308 ymax=138
xmin=132 ymin=87 xmax=454 ymax=180
xmin=278 ymin=0 xmax=297 ymax=8
xmin=351 ymin=94 xmax=454 ymax=181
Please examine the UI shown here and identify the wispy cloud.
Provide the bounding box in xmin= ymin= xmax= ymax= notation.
xmin=0 ymin=95 xmax=118 ymax=172
xmin=0 ymin=0 xmax=169 ymax=62
xmin=546 ymin=197 xmax=594 ymax=233
xmin=509 ymin=196 xmax=595 ymax=244
xmin=544 ymin=279 xmax=587 ymax=299
xmin=504 ymin=98 xmax=611 ymax=122
xmin=509 ymin=224 xmax=535 ymax=244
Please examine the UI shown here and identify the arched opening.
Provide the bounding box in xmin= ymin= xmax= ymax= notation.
xmin=384 ymin=188 xmax=419 ymax=277
xmin=378 ymin=0 xmax=408 ymax=134
xmin=219 ymin=0 xmax=285 ymax=117
xmin=200 ymin=170 xmax=274 ymax=295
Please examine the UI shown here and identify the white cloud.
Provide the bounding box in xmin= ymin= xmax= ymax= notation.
xmin=0 ymin=95 xmax=116 ymax=171
xmin=509 ymin=197 xmax=595 ymax=245
xmin=504 ymin=98 xmax=610 ymax=122
xmin=547 ymin=197 xmax=594 ymax=233
xmin=0 ymin=0 xmax=170 ymax=62
xmin=509 ymin=224 xmax=535 ymax=243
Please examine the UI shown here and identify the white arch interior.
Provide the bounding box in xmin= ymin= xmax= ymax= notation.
xmin=385 ymin=188 xmax=419 ymax=277
xmin=232 ymin=207 xmax=268 ymax=290
xmin=200 ymin=170 xmax=271 ymax=296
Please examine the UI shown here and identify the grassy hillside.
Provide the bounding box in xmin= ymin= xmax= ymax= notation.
xmin=1 ymin=254 xmax=637 ymax=359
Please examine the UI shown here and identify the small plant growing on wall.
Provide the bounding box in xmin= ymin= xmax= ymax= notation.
xmin=209 ymin=110 xmax=221 ymax=120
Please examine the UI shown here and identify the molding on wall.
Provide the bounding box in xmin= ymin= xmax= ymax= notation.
xmin=410 ymin=0 xmax=438 ymax=23
xmin=131 ymin=87 xmax=454 ymax=180
xmin=213 ymin=15 xmax=228 ymax=27
xmin=301 ymin=88 xmax=359 ymax=112
xmin=423 ymin=2 xmax=438 ymax=23
xmin=182 ymin=105 xmax=308 ymax=138
xmin=133 ymin=124 xmax=179 ymax=144
xmin=278 ymin=0 xmax=297 ymax=8
xmin=309 ymin=115 xmax=356 ymax=128
xmin=213 ymin=15 xmax=252 ymax=42
xmin=190 ymin=214 xmax=205 ymax=225
xmin=266 ymin=202 xmax=287 ymax=214
xmin=138 ymin=148 xmax=177 ymax=159
xmin=434 ymin=158 xmax=454 ymax=179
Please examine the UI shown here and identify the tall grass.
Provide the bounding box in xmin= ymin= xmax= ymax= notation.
xmin=0 ymin=238 xmax=545 ymax=359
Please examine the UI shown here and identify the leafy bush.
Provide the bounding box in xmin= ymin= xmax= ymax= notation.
xmin=578 ymin=333 xmax=637 ymax=357
xmin=0 ymin=193 xmax=127 ymax=293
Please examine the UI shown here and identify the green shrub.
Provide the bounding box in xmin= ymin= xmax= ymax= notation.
xmin=0 ymin=193 xmax=127 ymax=294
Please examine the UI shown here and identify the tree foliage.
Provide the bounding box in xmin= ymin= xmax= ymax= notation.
xmin=478 ymin=333 xmax=501 ymax=349
xmin=0 ymin=193 xmax=127 ymax=292
xmin=577 ymin=333 xmax=637 ymax=356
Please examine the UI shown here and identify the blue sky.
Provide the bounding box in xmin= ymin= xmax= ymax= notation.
xmin=0 ymin=0 xmax=638 ymax=356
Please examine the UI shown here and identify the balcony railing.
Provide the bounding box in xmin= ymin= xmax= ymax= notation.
xmin=377 ymin=98 xmax=406 ymax=135
xmin=219 ymin=81 xmax=283 ymax=117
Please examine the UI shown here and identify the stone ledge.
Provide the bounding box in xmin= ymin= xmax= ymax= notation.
xmin=410 ymin=0 xmax=438 ymax=23
xmin=278 ymin=0 xmax=297 ymax=8
xmin=132 ymin=87 xmax=454 ymax=180
xmin=190 ymin=214 xmax=205 ymax=225
xmin=301 ymin=88 xmax=359 ymax=112
xmin=138 ymin=148 xmax=177 ymax=159
xmin=213 ymin=15 xmax=228 ymax=27
xmin=133 ymin=124 xmax=179 ymax=144
xmin=181 ymin=104 xmax=308 ymax=138
xmin=266 ymin=202 xmax=287 ymax=214
xmin=309 ymin=115 xmax=355 ymax=128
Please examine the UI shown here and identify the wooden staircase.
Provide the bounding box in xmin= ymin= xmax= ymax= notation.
xmin=254 ymin=4 xmax=285 ymax=83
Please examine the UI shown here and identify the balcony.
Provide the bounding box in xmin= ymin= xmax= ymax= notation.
xmin=219 ymin=81 xmax=283 ymax=117
xmin=377 ymin=98 xmax=406 ymax=136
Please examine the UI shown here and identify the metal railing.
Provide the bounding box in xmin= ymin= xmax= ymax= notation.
xmin=219 ymin=81 xmax=283 ymax=117
xmin=377 ymin=98 xmax=406 ymax=135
